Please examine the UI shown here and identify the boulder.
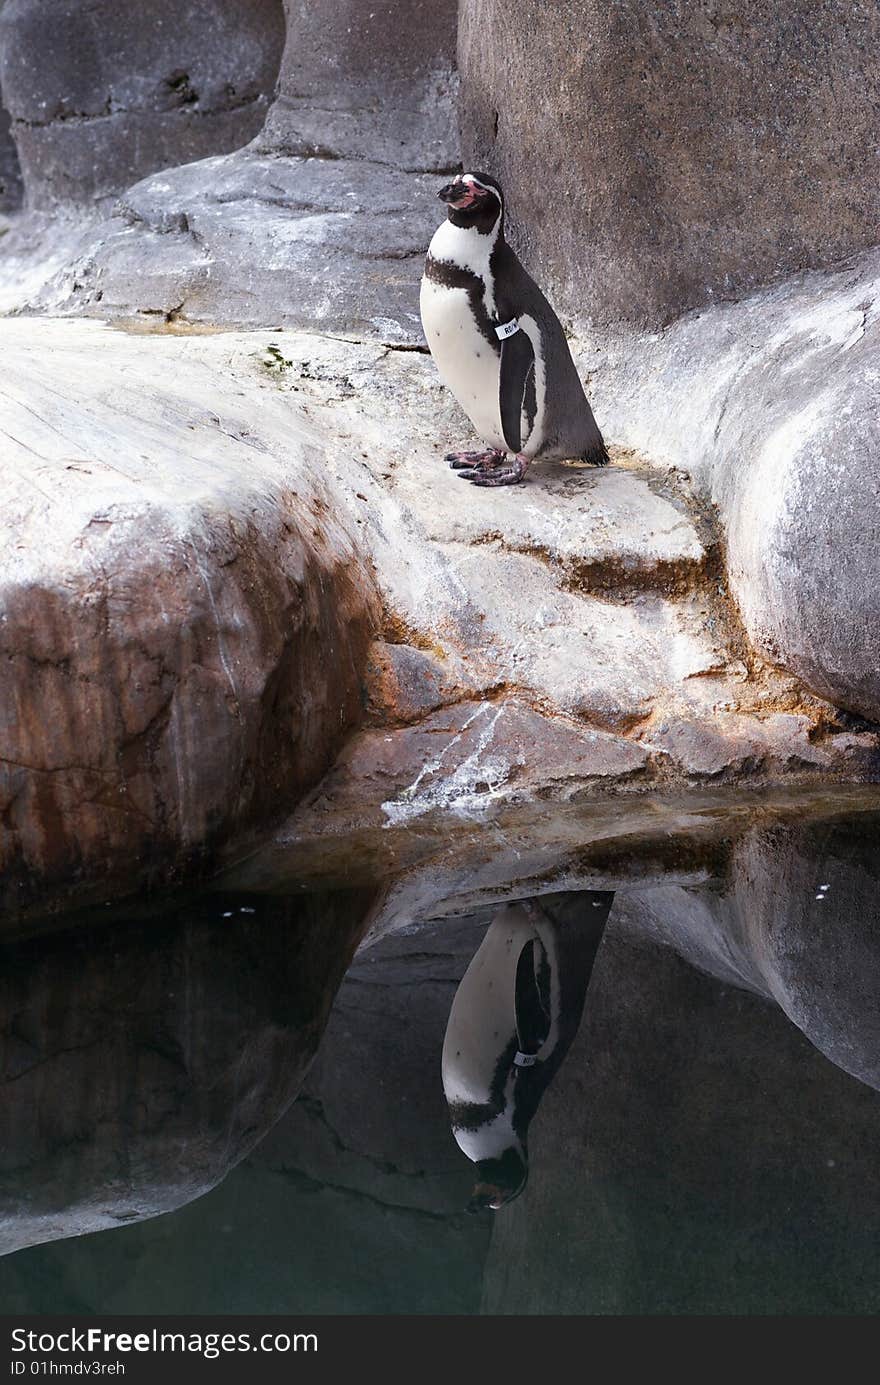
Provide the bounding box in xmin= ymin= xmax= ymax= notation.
xmin=459 ymin=0 xmax=880 ymax=332
xmin=2 ymin=317 xmax=877 ymax=921
xmin=0 ymin=319 xmax=378 ymax=922
xmin=0 ymin=0 xmax=458 ymax=335
xmin=592 ymin=249 xmax=880 ymax=724
xmin=0 ymin=0 xmax=285 ymax=207
xmin=41 ymin=153 xmax=446 ymax=340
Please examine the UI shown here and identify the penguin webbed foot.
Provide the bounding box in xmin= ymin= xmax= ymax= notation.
xmin=458 ymin=453 xmax=530 ymax=487
xmin=446 ymin=447 xmax=505 ymax=471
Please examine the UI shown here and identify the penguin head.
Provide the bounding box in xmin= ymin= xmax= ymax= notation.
xmin=437 ymin=172 xmax=504 ymax=235
xmin=466 ymin=1145 xmax=528 ymax=1213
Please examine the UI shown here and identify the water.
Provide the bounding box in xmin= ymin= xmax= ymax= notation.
xmin=1 ymin=800 xmax=880 ymax=1314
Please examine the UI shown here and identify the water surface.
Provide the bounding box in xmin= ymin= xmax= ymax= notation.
xmin=2 ymin=802 xmax=880 ymax=1314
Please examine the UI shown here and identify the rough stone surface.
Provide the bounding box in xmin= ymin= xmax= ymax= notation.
xmin=301 ymin=700 xmax=652 ymax=830
xmin=19 ymin=154 xmax=443 ymax=339
xmin=0 ymin=0 xmax=285 ymax=207
xmin=0 ymin=0 xmax=458 ymax=336
xmin=3 ymin=173 xmax=876 ymax=741
xmin=591 ymin=250 xmax=880 ymax=723
xmin=643 ymin=712 xmax=836 ymax=779
xmin=3 ymin=318 xmax=878 ymax=920
xmin=256 ymin=0 xmax=459 ymax=173
xmin=391 ymin=452 xmax=706 ymax=586
xmin=0 ymin=319 xmax=378 ymax=921
xmin=363 ymin=641 xmax=483 ymax=727
xmin=0 ymin=888 xmax=374 ymax=1257
xmin=460 ymin=0 xmax=880 ymax=332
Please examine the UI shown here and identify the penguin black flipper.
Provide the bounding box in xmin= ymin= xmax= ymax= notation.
xmin=499 ymin=328 xmax=536 ymax=454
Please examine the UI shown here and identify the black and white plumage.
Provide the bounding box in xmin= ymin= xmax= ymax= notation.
xmin=420 ymin=172 xmax=609 ymax=487
xmin=441 ymin=891 xmax=614 ymax=1211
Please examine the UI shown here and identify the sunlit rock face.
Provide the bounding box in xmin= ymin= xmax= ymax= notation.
xmin=0 ymin=887 xmax=374 ymax=1257
xmin=0 ymin=0 xmax=285 ymax=207
xmin=460 ymin=0 xmax=880 ymax=333
xmin=592 ymin=251 xmax=880 ymax=726
xmin=0 ymin=321 xmax=379 ymax=925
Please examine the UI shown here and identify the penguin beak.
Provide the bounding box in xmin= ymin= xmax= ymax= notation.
xmin=438 ymin=180 xmax=479 ymax=209
xmin=466 ymin=1184 xmax=504 ymax=1213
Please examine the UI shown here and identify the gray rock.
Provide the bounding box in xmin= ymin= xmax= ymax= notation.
xmin=592 ymin=249 xmax=880 ymax=723
xmin=41 ymin=152 xmax=444 ymax=340
xmin=0 ymin=0 xmax=458 ymax=337
xmin=3 ymin=317 xmax=878 ymax=920
xmin=363 ymin=641 xmax=485 ymax=726
xmin=0 ymin=319 xmax=378 ymax=923
xmin=0 ymin=0 xmax=285 ymax=207
xmin=299 ymin=699 xmax=652 ymax=832
xmin=460 ymin=0 xmax=880 ymax=332
xmin=256 ymin=0 xmax=459 ymax=173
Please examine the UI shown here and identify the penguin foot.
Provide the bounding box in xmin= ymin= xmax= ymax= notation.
xmin=458 ymin=453 xmax=530 ymax=487
xmin=446 ymin=448 xmax=505 ymax=470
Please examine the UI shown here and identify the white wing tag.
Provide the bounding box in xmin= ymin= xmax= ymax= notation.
xmin=495 ymin=318 xmax=520 ymax=340
xmin=513 ymin=1050 xmax=537 ymax=1067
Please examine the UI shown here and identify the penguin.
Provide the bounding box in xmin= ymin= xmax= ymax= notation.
xmin=420 ymin=171 xmax=609 ymax=488
xmin=441 ymin=890 xmax=615 ymax=1210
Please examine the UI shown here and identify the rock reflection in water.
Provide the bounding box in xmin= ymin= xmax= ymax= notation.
xmin=486 ymin=814 xmax=880 ymax=1313
xmin=3 ymin=812 xmax=880 ymax=1313
xmin=0 ymin=888 xmax=374 ymax=1257
xmin=442 ymin=892 xmax=614 ymax=1211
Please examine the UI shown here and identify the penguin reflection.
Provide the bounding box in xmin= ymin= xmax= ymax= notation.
xmin=442 ymin=891 xmax=614 ymax=1211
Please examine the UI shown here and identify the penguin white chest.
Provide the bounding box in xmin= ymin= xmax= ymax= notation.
xmin=420 ymin=277 xmax=505 ymax=450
